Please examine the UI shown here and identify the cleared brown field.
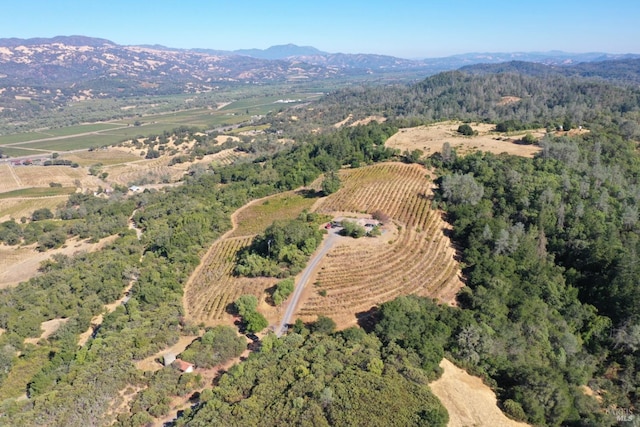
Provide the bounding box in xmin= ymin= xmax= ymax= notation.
xmin=297 ymin=162 xmax=462 ymax=326
xmin=386 ymin=122 xmax=544 ymax=158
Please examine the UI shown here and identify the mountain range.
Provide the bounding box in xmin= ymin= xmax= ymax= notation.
xmin=0 ymin=36 xmax=639 ymax=103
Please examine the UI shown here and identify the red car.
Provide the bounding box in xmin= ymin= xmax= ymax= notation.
xmin=324 ymin=223 xmax=332 ymax=229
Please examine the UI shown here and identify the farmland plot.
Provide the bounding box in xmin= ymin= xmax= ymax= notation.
xmin=184 ymin=236 xmax=276 ymax=325
xmin=14 ymin=165 xmax=97 ymax=188
xmin=184 ymin=162 xmax=463 ymax=329
xmin=298 ymin=163 xmax=463 ymax=326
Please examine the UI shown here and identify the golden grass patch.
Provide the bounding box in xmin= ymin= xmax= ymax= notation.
xmin=62 ymin=149 xmax=141 ymax=166
xmin=0 ymin=196 xmax=68 ymax=222
xmin=386 ymin=121 xmax=543 ymax=158
xmin=431 ymin=359 xmax=531 ymax=427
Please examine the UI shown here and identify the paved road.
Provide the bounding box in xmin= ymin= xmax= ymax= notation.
xmin=275 ymin=229 xmax=340 ymax=337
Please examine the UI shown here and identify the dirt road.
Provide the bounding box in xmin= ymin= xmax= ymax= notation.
xmin=275 ymin=229 xmax=340 ymax=336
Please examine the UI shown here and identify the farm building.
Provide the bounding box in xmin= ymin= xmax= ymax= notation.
xmin=174 ymin=359 xmax=194 ymax=373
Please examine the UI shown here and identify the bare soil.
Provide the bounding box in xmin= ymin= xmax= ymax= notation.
xmin=333 ymin=115 xmax=386 ymax=128
xmin=23 ymin=318 xmax=69 ymax=345
xmin=386 ymin=122 xmax=544 ymax=158
xmin=350 ymin=115 xmax=386 ymax=126
xmin=430 ymin=359 xmax=530 ymax=427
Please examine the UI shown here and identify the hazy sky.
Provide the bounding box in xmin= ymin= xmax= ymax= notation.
xmin=1 ymin=0 xmax=638 ymax=58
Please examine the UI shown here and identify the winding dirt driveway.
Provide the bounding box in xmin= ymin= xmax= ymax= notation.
xmin=276 ymin=228 xmax=342 ymax=336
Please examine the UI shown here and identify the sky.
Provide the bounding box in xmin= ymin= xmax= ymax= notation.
xmin=1 ymin=0 xmax=638 ymax=58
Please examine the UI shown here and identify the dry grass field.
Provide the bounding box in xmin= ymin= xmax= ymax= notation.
xmin=14 ymin=165 xmax=96 ymax=188
xmin=430 ymin=359 xmax=530 ymax=427
xmin=386 ymin=121 xmax=544 ymax=158
xmin=0 ymin=196 xmax=69 ymax=222
xmin=62 ymin=149 xmax=141 ymax=167
xmin=0 ymin=164 xmax=21 ymax=191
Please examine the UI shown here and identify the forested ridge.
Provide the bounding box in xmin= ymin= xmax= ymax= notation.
xmin=0 ymin=66 xmax=639 ymax=425
xmin=460 ymin=58 xmax=640 ymax=85
xmin=274 ymin=68 xmax=640 ymax=140
xmin=427 ymin=128 xmax=640 ymax=425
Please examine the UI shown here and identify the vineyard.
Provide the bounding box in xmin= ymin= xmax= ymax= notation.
xmin=104 ymin=148 xmax=247 ymax=187
xmin=105 ymin=157 xmax=182 ymax=186
xmin=184 ymin=162 xmax=463 ymax=329
xmin=184 ymin=236 xmax=277 ymax=324
xmin=298 ymin=163 xmax=463 ymax=325
xmin=184 ymin=188 xmax=315 ymax=324
xmin=315 ymin=163 xmax=436 ymax=228
xmin=205 ymin=148 xmax=248 ymax=168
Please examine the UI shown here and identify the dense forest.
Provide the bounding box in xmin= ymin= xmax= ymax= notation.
xmin=0 ymin=64 xmax=639 ymax=425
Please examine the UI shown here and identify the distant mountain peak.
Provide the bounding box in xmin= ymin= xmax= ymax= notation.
xmin=234 ymin=44 xmax=327 ymax=60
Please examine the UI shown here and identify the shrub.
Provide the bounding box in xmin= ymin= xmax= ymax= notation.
xmin=341 ymin=220 xmax=366 ymax=238
xmin=457 ymin=124 xmax=474 ymax=136
xmin=31 ymin=208 xmax=54 ymax=221
xmin=520 ymin=133 xmax=537 ymax=144
xmin=272 ymin=278 xmax=295 ymax=306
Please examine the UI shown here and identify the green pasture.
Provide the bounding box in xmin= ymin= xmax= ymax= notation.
xmin=0 ymin=147 xmax=51 ymax=157
xmin=19 ymin=134 xmax=127 ymax=152
xmin=0 ymin=132 xmax=54 ymax=145
xmin=0 ymin=186 xmax=77 ymax=199
xmin=230 ymin=190 xmax=318 ymax=237
xmin=220 ymin=93 xmax=319 ymax=112
xmin=0 ymin=90 xmax=324 ymax=156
